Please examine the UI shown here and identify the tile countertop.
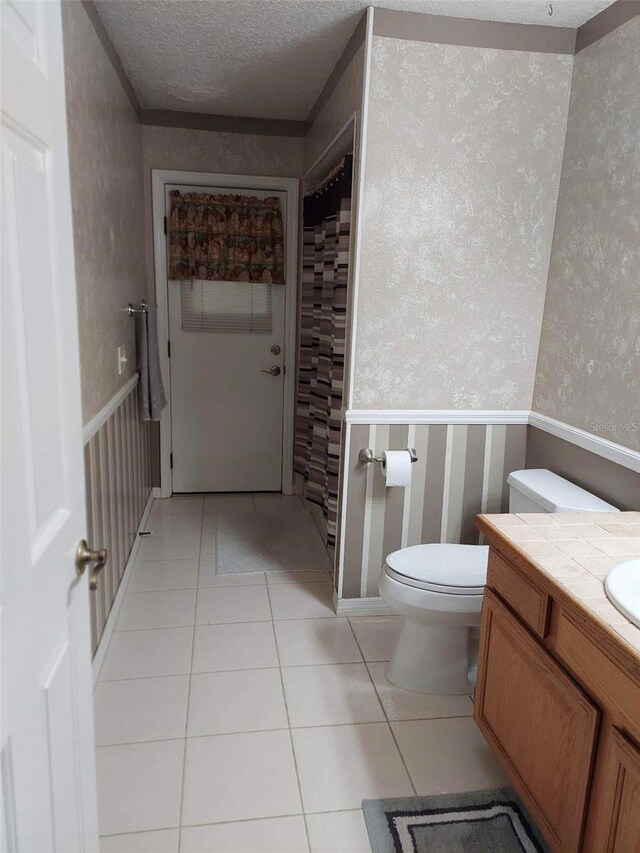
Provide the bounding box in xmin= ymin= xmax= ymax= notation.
xmin=477 ymin=511 xmax=640 ymax=659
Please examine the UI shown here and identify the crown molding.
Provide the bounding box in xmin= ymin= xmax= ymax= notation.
xmin=139 ymin=109 xmax=305 ymax=137
xmin=80 ymin=0 xmax=638 ymax=141
xmin=372 ymin=8 xmax=576 ymax=54
xmin=80 ymin=1 xmax=141 ymax=117
xmin=305 ymin=11 xmax=367 ymax=128
xmin=576 ymin=0 xmax=639 ymax=52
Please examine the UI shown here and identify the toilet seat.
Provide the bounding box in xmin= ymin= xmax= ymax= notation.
xmin=385 ymin=544 xmax=488 ymax=595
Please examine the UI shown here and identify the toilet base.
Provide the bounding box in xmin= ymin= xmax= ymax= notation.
xmin=386 ymin=620 xmax=472 ymax=695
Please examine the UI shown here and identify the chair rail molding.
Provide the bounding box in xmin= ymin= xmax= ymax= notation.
xmin=529 ymin=411 xmax=640 ymax=474
xmin=343 ymin=409 xmax=640 ymax=473
xmin=83 ymin=374 xmax=139 ymax=444
xmin=345 ymin=409 xmax=531 ymax=425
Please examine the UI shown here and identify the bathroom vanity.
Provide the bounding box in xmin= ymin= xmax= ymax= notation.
xmin=474 ymin=512 xmax=640 ymax=853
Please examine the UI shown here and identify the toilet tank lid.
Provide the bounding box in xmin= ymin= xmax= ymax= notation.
xmin=507 ymin=469 xmax=619 ymax=513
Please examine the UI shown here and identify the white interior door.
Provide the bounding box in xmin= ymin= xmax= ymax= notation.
xmin=1 ymin=2 xmax=98 ymax=850
xmin=167 ymin=184 xmax=287 ymax=493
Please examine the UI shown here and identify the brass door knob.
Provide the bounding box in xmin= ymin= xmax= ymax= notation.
xmin=75 ymin=539 xmax=107 ymax=591
xmin=260 ymin=366 xmax=281 ymax=376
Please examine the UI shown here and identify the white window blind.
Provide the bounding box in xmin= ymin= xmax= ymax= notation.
xmin=179 ymin=279 xmax=272 ymax=333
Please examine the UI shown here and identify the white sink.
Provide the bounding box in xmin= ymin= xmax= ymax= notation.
xmin=605 ymin=559 xmax=640 ymax=628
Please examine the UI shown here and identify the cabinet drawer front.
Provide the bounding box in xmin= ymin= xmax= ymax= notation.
xmin=487 ymin=550 xmax=550 ymax=638
xmin=475 ymin=589 xmax=599 ymax=852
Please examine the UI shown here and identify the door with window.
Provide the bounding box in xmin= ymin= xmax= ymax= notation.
xmin=165 ymin=183 xmax=291 ymax=493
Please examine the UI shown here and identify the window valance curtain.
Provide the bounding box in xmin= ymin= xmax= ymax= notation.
xmin=168 ymin=191 xmax=285 ymax=284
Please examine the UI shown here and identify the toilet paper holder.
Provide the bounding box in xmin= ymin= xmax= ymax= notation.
xmin=359 ymin=448 xmax=418 ymax=465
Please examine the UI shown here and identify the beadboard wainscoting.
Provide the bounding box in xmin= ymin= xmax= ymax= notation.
xmin=339 ymin=421 xmax=527 ymax=599
xmin=84 ymin=380 xmax=152 ymax=653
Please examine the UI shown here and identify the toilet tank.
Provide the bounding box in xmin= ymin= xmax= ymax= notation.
xmin=507 ymin=469 xmax=619 ymax=514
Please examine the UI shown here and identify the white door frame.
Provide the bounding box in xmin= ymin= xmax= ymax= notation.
xmin=151 ymin=169 xmax=299 ymax=497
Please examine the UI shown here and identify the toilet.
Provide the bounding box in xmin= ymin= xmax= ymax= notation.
xmin=378 ymin=469 xmax=618 ymax=695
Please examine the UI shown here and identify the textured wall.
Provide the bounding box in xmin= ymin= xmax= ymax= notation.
xmin=533 ymin=18 xmax=640 ymax=452
xmin=62 ymin=1 xmax=146 ymax=423
xmin=303 ymin=43 xmax=365 ymax=174
xmin=352 ymin=36 xmax=573 ymax=410
xmin=84 ymin=383 xmax=151 ymax=654
xmin=341 ymin=421 xmax=527 ymax=598
xmin=141 ymin=125 xmax=304 ymax=294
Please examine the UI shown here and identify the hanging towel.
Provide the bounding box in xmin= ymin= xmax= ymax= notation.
xmin=135 ymin=304 xmax=167 ymax=421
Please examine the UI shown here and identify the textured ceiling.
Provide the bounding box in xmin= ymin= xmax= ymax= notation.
xmin=95 ymin=0 xmax=613 ymax=120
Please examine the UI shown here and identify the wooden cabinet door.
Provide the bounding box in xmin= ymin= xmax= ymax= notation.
xmin=587 ymin=728 xmax=640 ymax=852
xmin=474 ymin=589 xmax=599 ymax=852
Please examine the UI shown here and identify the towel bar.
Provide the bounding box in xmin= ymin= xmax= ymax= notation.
xmin=127 ymin=300 xmax=148 ymax=316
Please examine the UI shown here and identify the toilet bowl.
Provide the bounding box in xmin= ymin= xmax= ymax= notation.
xmin=378 ymin=469 xmax=619 ymax=695
xmin=379 ymin=544 xmax=487 ymax=694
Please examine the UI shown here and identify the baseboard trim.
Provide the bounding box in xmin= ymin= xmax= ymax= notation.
xmin=334 ymin=592 xmax=392 ymax=616
xmin=345 ymin=409 xmax=530 ymax=425
xmin=83 ymin=375 xmax=139 ymax=445
xmin=92 ymin=490 xmax=154 ymax=686
xmin=529 ymin=411 xmax=640 ymax=474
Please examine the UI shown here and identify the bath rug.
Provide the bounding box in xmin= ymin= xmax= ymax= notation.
xmin=362 ymin=787 xmax=549 ymax=853
xmin=216 ymin=507 xmax=332 ymax=574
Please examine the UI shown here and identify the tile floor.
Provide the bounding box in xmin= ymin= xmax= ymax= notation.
xmin=95 ymin=494 xmax=505 ymax=852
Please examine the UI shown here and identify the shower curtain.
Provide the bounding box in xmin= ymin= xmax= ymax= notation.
xmin=294 ymin=154 xmax=353 ymax=550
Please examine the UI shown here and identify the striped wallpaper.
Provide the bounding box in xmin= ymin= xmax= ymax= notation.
xmin=84 ymin=382 xmax=151 ymax=653
xmin=340 ymin=422 xmax=527 ymax=598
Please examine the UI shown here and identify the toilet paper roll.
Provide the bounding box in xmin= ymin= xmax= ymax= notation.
xmin=381 ymin=450 xmax=413 ymax=488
